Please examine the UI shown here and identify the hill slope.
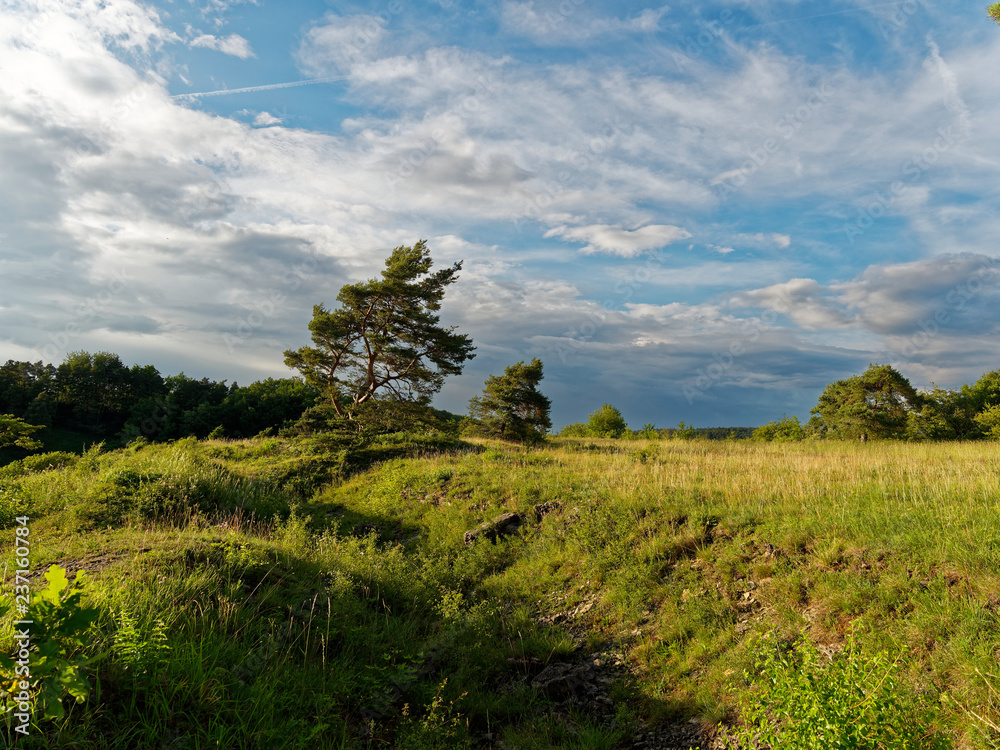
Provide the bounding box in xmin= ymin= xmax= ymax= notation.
xmin=1 ymin=436 xmax=998 ymax=748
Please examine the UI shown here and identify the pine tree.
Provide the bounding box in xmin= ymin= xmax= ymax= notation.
xmin=466 ymin=359 xmax=552 ymax=444
xmin=284 ymin=241 xmax=475 ymax=427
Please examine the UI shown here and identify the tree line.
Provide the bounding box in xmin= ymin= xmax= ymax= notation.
xmin=0 ymin=352 xmax=317 ymax=447
xmin=2 ymin=242 xmax=998 ymax=454
xmin=803 ymin=362 xmax=1000 ymax=441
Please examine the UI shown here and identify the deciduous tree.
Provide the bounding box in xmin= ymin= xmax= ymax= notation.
xmin=810 ymin=363 xmax=920 ymax=439
xmin=974 ymin=404 xmax=1000 ymax=440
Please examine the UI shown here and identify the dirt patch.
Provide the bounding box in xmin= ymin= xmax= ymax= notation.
xmin=31 ymin=548 xmax=150 ymax=584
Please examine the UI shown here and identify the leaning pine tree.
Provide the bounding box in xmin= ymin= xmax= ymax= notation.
xmin=466 ymin=358 xmax=552 ymax=444
xmin=284 ymin=241 xmax=475 ymax=432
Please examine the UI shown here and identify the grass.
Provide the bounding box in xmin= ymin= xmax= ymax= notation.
xmin=0 ymin=435 xmax=998 ymax=747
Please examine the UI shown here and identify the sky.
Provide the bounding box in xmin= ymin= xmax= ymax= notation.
xmin=1 ymin=0 xmax=999 ymax=430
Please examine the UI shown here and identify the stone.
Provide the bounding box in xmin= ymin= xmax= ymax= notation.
xmin=463 ymin=512 xmax=524 ymax=546
xmin=531 ymin=661 xmax=594 ymax=703
xmin=533 ymin=501 xmax=563 ymax=521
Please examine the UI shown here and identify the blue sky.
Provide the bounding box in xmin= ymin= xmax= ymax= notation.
xmin=1 ymin=0 xmax=999 ymax=429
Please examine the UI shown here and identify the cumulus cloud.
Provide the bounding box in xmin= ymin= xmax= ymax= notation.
xmin=834 ymin=253 xmax=1000 ymax=335
xmin=545 ymin=223 xmax=691 ymax=256
xmin=733 ymin=254 xmax=1000 ymax=342
xmin=734 ymin=278 xmax=853 ymax=330
xmin=296 ymin=14 xmax=387 ymax=75
xmin=189 ymin=32 xmax=255 ymax=58
xmin=252 ymin=111 xmax=281 ymax=127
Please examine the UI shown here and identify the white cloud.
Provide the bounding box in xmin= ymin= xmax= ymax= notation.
xmin=734 ymin=278 xmax=853 ymax=330
xmin=733 ymin=255 xmax=1000 ymax=342
xmin=924 ymin=37 xmax=971 ymax=137
xmin=833 ymin=253 xmax=1000 ymax=335
xmin=296 ymin=14 xmax=386 ymax=75
xmin=500 ymin=2 xmax=669 ymax=43
xmin=189 ymin=32 xmax=254 ymax=58
xmin=252 ymin=111 xmax=281 ymax=127
xmin=545 ymin=223 xmax=691 ymax=256
xmin=733 ymin=233 xmax=791 ymax=249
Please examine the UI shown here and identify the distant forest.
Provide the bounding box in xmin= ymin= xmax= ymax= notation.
xmin=0 ymin=352 xmax=318 ymax=447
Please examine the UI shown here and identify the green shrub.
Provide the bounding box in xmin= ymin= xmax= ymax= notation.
xmin=752 ymin=415 xmax=805 ymax=442
xmin=733 ymin=631 xmax=951 ymax=749
xmin=558 ymin=422 xmax=590 ymax=437
xmin=397 ymin=679 xmax=471 ymax=749
xmin=587 ymin=404 xmax=627 ymax=438
xmin=0 ymin=452 xmax=79 ymax=480
xmin=0 ymin=479 xmax=28 ymax=529
xmin=0 ymin=565 xmax=101 ymax=724
xmin=973 ymin=404 xmax=1000 ymax=440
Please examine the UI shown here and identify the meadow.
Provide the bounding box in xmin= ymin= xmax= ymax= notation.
xmin=1 ymin=434 xmax=999 ymax=748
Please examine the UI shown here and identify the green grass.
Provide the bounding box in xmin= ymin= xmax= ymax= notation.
xmin=0 ymin=435 xmax=998 ymax=747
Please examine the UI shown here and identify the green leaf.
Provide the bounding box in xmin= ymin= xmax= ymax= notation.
xmin=38 ymin=565 xmax=70 ymax=605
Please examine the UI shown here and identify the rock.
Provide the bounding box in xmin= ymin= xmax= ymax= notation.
xmin=531 ymin=661 xmax=595 ymax=703
xmin=533 ymin=501 xmax=563 ymax=521
xmin=631 ymin=720 xmax=720 ymax=750
xmin=463 ymin=512 xmax=524 ymax=546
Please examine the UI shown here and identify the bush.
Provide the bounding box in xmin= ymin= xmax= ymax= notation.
xmin=637 ymin=422 xmax=659 ymax=439
xmin=733 ymin=631 xmax=951 ymax=749
xmin=558 ymin=422 xmax=590 ymax=437
xmin=752 ymin=415 xmax=805 ymax=442
xmin=973 ymin=404 xmax=1000 ymax=440
xmin=587 ymin=404 xmax=627 ymax=438
xmin=0 ymin=565 xmax=101 ymax=723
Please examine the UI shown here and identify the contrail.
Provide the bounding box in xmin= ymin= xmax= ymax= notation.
xmin=172 ymin=75 xmax=349 ymax=100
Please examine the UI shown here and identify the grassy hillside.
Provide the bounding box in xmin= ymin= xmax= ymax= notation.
xmin=1 ymin=436 xmax=998 ymax=748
